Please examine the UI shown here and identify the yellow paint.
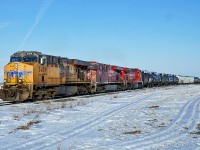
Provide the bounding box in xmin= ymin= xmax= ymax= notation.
xmin=4 ymin=62 xmax=34 ymax=85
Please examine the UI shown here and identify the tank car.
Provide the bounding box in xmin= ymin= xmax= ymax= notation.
xmin=142 ymin=71 xmax=154 ymax=87
xmin=167 ymin=74 xmax=175 ymax=85
xmin=160 ymin=74 xmax=169 ymax=85
xmin=194 ymin=77 xmax=200 ymax=84
xmin=152 ymin=73 xmax=162 ymax=86
xmin=173 ymin=75 xmax=179 ymax=85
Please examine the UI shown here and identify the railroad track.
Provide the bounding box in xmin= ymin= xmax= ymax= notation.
xmin=0 ymin=91 xmax=122 ymax=107
xmin=0 ymin=101 xmax=13 ymax=106
xmin=0 ymin=86 xmax=174 ymax=106
xmin=33 ymin=89 xmax=140 ymax=104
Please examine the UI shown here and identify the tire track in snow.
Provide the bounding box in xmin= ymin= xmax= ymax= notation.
xmin=129 ymin=98 xmax=200 ymax=149
xmin=102 ymin=96 xmax=200 ymax=149
xmin=25 ymin=94 xmax=154 ymax=149
xmin=140 ymin=99 xmax=200 ymax=150
xmin=5 ymin=92 xmax=155 ymax=150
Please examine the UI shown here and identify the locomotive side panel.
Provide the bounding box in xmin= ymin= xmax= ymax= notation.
xmin=47 ymin=65 xmax=60 ymax=85
xmin=132 ymin=69 xmax=143 ymax=88
xmin=108 ymin=66 xmax=117 ymax=83
xmin=64 ymin=64 xmax=78 ymax=83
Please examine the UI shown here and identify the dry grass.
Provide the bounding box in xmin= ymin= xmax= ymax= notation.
xmin=69 ymin=103 xmax=74 ymax=108
xmin=190 ymin=123 xmax=200 ymax=135
xmin=60 ymin=102 xmax=66 ymax=108
xmin=12 ymin=107 xmax=42 ymax=121
xmin=23 ymin=107 xmax=39 ymax=116
xmin=113 ymin=95 xmax=118 ymax=98
xmin=16 ymin=119 xmax=41 ymax=131
xmin=34 ymin=101 xmax=52 ymax=105
xmin=123 ymin=130 xmax=142 ymax=135
xmin=46 ymin=105 xmax=55 ymax=111
xmin=54 ymin=98 xmax=76 ymax=103
xmin=149 ymin=105 xmax=159 ymax=109
xmin=13 ymin=114 xmax=19 ymax=120
xmin=190 ymin=131 xmax=200 ymax=135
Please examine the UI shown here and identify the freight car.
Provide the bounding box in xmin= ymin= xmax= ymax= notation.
xmin=173 ymin=75 xmax=179 ymax=85
xmin=160 ymin=74 xmax=169 ymax=86
xmin=142 ymin=71 xmax=154 ymax=87
xmin=167 ymin=74 xmax=179 ymax=85
xmin=176 ymin=75 xmax=194 ymax=84
xmin=152 ymin=73 xmax=162 ymax=86
xmin=194 ymin=77 xmax=200 ymax=84
xmin=0 ymin=51 xmax=142 ymax=102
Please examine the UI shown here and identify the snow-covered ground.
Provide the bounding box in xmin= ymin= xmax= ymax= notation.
xmin=0 ymin=85 xmax=200 ymax=150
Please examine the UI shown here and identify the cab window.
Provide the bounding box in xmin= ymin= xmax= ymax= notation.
xmin=10 ymin=57 xmax=22 ymax=62
xmin=23 ymin=57 xmax=37 ymax=62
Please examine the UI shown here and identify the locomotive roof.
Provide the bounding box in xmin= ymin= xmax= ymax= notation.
xmin=13 ymin=51 xmax=42 ymax=55
xmin=11 ymin=51 xmax=65 ymax=59
xmin=11 ymin=51 xmax=42 ymax=57
xmin=67 ymin=59 xmax=90 ymax=66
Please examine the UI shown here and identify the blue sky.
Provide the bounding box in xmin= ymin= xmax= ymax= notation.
xmin=0 ymin=0 xmax=200 ymax=81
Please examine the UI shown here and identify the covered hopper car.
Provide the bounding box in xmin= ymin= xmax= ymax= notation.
xmin=176 ymin=75 xmax=194 ymax=84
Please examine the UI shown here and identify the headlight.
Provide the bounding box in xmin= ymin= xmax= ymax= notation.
xmin=15 ymin=64 xmax=18 ymax=69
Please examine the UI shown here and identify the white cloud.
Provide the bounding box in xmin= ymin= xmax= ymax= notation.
xmin=18 ymin=0 xmax=55 ymax=49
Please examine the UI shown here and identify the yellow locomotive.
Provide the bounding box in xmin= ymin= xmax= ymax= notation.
xmin=0 ymin=51 xmax=97 ymax=102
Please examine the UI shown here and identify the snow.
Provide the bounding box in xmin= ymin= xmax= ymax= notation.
xmin=0 ymin=85 xmax=200 ymax=150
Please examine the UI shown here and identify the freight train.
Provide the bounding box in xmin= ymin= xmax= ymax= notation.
xmin=0 ymin=51 xmax=200 ymax=102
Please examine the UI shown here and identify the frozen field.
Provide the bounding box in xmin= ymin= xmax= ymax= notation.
xmin=0 ymin=85 xmax=200 ymax=150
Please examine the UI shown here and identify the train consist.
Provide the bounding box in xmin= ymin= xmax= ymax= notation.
xmin=0 ymin=51 xmax=200 ymax=102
